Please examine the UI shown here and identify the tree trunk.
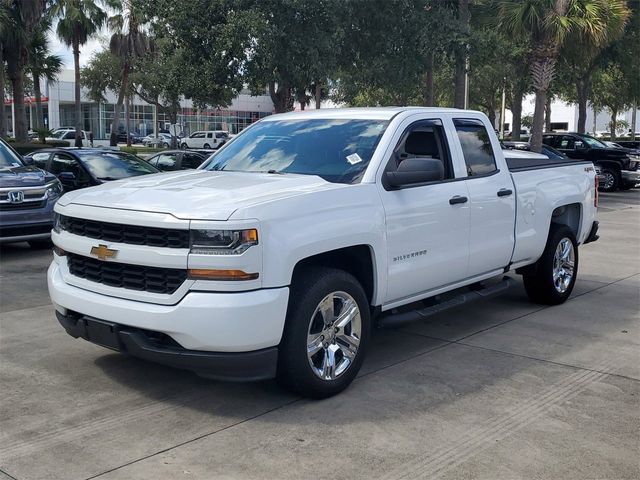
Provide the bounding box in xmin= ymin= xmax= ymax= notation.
xmin=315 ymin=83 xmax=321 ymax=109
xmin=530 ymin=90 xmax=547 ymax=153
xmin=453 ymin=0 xmax=469 ymax=109
xmin=575 ymin=77 xmax=590 ymax=134
xmin=610 ymin=108 xmax=617 ymax=140
xmin=423 ymin=51 xmax=435 ymax=107
xmin=0 ymin=47 xmax=6 ymax=139
xmin=33 ymin=73 xmax=44 ymax=130
xmin=110 ymin=65 xmax=129 ymax=146
xmin=9 ymin=72 xmax=28 ymax=142
xmin=486 ymin=105 xmax=496 ymax=129
xmin=169 ymin=107 xmax=178 ymax=149
xmin=544 ymin=95 xmax=552 ymax=133
xmin=125 ymin=94 xmax=131 ymax=147
xmin=73 ymin=40 xmax=83 ymax=147
xmin=511 ymin=83 xmax=524 ymax=141
xmin=631 ymin=103 xmax=637 ymax=141
xmin=269 ymin=81 xmax=294 ymax=113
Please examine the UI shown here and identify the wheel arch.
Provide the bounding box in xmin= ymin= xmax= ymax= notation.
xmin=550 ymin=203 xmax=582 ymax=240
xmin=291 ymin=245 xmax=377 ymax=307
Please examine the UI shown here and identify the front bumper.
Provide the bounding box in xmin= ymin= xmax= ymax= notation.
xmin=56 ymin=312 xmax=278 ymax=381
xmin=48 ymin=261 xmax=289 ymax=352
xmin=621 ymin=169 xmax=640 ymax=185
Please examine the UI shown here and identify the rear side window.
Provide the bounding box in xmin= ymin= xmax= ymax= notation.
xmin=453 ymin=119 xmax=497 ymax=176
xmin=182 ymin=153 xmax=204 ymax=169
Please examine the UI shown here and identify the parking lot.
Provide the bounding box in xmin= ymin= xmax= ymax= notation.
xmin=0 ymin=190 xmax=638 ymax=480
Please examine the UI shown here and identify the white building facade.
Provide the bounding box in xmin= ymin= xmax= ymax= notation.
xmin=4 ymin=70 xmax=275 ymax=139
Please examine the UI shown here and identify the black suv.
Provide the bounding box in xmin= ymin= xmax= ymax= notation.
xmin=542 ymin=132 xmax=640 ymax=191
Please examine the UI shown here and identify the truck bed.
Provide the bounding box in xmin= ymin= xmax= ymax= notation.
xmin=504 ymin=149 xmax=591 ymax=171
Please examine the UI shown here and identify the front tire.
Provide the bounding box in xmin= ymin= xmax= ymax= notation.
xmin=181 ymin=143 xmax=188 ymax=150
xmin=523 ymin=225 xmax=578 ymax=305
xmin=277 ymin=267 xmax=370 ymax=398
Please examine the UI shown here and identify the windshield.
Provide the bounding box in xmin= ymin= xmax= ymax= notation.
xmin=580 ymin=135 xmax=606 ymax=148
xmin=0 ymin=140 xmax=24 ymax=168
xmin=204 ymin=119 xmax=389 ymax=184
xmin=76 ymin=151 xmax=159 ymax=180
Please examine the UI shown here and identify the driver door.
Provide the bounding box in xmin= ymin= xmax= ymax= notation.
xmin=380 ymin=118 xmax=471 ymax=304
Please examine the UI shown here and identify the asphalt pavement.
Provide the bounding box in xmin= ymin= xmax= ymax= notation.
xmin=0 ymin=190 xmax=638 ymax=480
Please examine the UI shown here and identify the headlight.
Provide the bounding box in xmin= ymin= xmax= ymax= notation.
xmin=628 ymin=160 xmax=639 ymax=170
xmin=190 ymin=229 xmax=258 ymax=255
xmin=45 ymin=180 xmax=63 ymax=198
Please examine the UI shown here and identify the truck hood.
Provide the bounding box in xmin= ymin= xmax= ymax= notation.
xmin=0 ymin=165 xmax=57 ymax=188
xmin=58 ymin=170 xmax=339 ymax=220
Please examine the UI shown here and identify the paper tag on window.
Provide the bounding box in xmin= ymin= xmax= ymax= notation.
xmin=346 ymin=153 xmax=362 ymax=165
xmin=12 ymin=163 xmax=21 ymax=167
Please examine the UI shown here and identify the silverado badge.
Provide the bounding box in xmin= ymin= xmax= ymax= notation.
xmin=90 ymin=244 xmax=118 ymax=261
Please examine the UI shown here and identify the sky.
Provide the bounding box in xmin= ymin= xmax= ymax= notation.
xmin=47 ymin=33 xmax=105 ymax=70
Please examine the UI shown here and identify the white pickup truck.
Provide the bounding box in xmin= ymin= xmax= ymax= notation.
xmin=48 ymin=108 xmax=599 ymax=398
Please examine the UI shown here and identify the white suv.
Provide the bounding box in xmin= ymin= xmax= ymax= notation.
xmin=180 ymin=130 xmax=229 ymax=150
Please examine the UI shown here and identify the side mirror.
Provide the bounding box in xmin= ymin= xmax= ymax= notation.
xmin=58 ymin=171 xmax=76 ymax=187
xmin=386 ymin=158 xmax=445 ymax=189
xmin=22 ymin=156 xmax=34 ymax=165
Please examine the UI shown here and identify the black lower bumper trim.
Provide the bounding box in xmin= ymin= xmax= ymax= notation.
xmin=584 ymin=220 xmax=599 ymax=244
xmin=56 ymin=311 xmax=278 ymax=381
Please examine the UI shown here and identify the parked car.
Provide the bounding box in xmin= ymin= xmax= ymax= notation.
xmin=49 ymin=107 xmax=599 ymax=398
xmin=180 ymin=130 xmax=229 ymax=150
xmin=146 ymin=150 xmax=212 ymax=171
xmin=616 ymin=140 xmax=640 ymax=150
xmin=141 ymin=133 xmax=172 ymax=147
xmin=0 ymin=137 xmax=63 ymax=247
xmin=23 ymin=148 xmax=160 ymax=192
xmin=502 ymin=141 xmax=569 ymax=161
xmin=46 ymin=129 xmax=92 ymax=144
xmin=115 ymin=131 xmax=143 ymax=144
xmin=542 ymin=132 xmax=640 ymax=191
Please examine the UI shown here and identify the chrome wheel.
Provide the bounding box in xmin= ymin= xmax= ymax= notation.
xmin=600 ymin=171 xmax=615 ymax=191
xmin=553 ymin=238 xmax=575 ymax=293
xmin=307 ymin=291 xmax=361 ymax=381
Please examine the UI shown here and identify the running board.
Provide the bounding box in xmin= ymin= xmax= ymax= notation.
xmin=377 ymin=277 xmax=515 ymax=328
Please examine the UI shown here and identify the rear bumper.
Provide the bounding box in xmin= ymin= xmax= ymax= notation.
xmin=56 ymin=311 xmax=278 ymax=381
xmin=621 ymin=169 xmax=640 ymax=185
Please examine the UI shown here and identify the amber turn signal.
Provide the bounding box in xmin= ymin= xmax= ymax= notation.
xmin=188 ymin=269 xmax=259 ymax=281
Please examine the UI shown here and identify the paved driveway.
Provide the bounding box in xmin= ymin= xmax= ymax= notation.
xmin=1 ymin=191 xmax=638 ymax=480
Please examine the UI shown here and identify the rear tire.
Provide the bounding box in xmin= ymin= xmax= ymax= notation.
xmin=203 ymin=143 xmax=211 ymax=149
xmin=598 ymin=168 xmax=620 ymax=192
xmin=181 ymin=143 xmax=188 ymax=150
xmin=523 ymin=225 xmax=578 ymax=305
xmin=277 ymin=267 xmax=370 ymax=398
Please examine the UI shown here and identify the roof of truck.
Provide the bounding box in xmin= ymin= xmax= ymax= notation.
xmin=263 ymin=107 xmax=471 ymax=121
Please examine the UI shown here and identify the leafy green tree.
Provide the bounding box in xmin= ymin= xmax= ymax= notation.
xmin=81 ymin=48 xmax=122 ymax=104
xmin=557 ymin=0 xmax=629 ymax=133
xmin=495 ymin=0 xmax=624 ymax=152
xmin=51 ymin=0 xmax=110 ymax=146
xmin=1 ymin=0 xmax=46 ymax=141
xmin=591 ymin=63 xmax=632 ymax=140
xmin=107 ymin=0 xmax=151 ymax=146
xmin=28 ymin=22 xmax=63 ymax=130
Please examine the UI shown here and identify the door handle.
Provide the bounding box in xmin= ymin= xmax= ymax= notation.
xmin=449 ymin=195 xmax=468 ymax=205
xmin=497 ymin=188 xmax=513 ymax=197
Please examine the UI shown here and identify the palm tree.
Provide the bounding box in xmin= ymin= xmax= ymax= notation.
xmin=496 ymin=0 xmax=622 ymax=152
xmin=0 ymin=2 xmax=8 ymax=139
xmin=2 ymin=1 xmax=46 ymax=142
xmin=108 ymin=0 xmax=151 ymax=146
xmin=51 ymin=0 xmax=109 ymax=147
xmin=28 ymin=23 xmax=63 ymax=130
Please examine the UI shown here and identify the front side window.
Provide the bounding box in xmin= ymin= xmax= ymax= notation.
xmin=155 ymin=153 xmax=179 ymax=170
xmin=183 ymin=153 xmax=205 ymax=169
xmin=191 ymin=132 xmax=205 ymax=139
xmin=204 ymin=119 xmax=389 ymax=184
xmin=51 ymin=154 xmax=90 ymax=181
xmin=31 ymin=152 xmax=51 ymax=169
xmin=454 ymin=119 xmax=497 ymax=176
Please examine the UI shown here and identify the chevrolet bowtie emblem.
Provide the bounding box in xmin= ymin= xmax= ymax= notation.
xmin=90 ymin=244 xmax=118 ymax=261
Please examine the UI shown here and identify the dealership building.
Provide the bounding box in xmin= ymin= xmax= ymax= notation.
xmin=3 ymin=69 xmax=274 ymax=139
